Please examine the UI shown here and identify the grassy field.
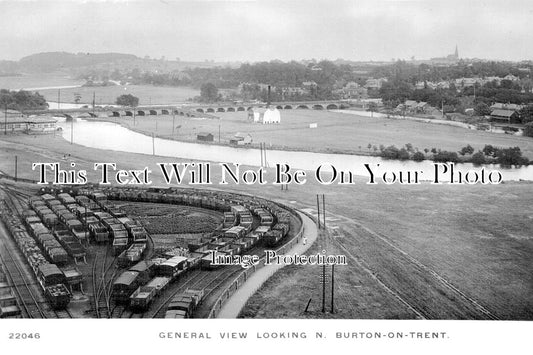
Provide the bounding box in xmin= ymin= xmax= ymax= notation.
xmin=0 ymin=133 xmax=531 ymax=319
xmin=38 ymin=84 xmax=199 ymax=105
xmin=109 ymin=109 xmax=533 ymax=159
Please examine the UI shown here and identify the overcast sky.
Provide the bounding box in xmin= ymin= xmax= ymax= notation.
xmin=0 ymin=0 xmax=532 ymax=62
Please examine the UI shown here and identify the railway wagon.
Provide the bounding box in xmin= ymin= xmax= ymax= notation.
xmin=253 ymin=226 xmax=271 ymax=238
xmin=93 ymin=212 xmax=113 ymax=223
xmin=129 ymin=260 xmax=154 ymax=285
xmin=166 ymin=290 xmax=203 ymax=318
xmin=57 ymin=193 xmax=76 ymax=205
xmin=224 ymin=226 xmax=247 ymax=239
xmin=22 ymin=209 xmax=37 ymax=218
xmin=112 ymin=271 xmax=140 ymax=303
xmin=44 ymin=284 xmax=71 ymax=310
xmin=54 ymin=232 xmax=86 ymax=264
xmin=130 ymin=227 xmax=148 ymax=243
xmin=263 ymin=230 xmax=284 ymax=247
xmin=24 ymin=216 xmax=41 ymax=226
xmin=164 ymin=309 xmax=188 ymax=318
xmin=145 ymin=276 xmax=171 ymax=296
xmin=117 ymin=243 xmax=146 ymax=267
xmin=129 ymin=286 xmax=157 ymax=311
xmin=157 ymin=256 xmax=188 ymax=278
xmin=200 ymin=251 xmax=221 ymax=270
xmin=88 ymin=222 xmax=109 ymax=243
xmin=113 ymin=238 xmax=129 ymax=256
xmin=222 ymin=212 xmax=236 ymax=229
xmin=37 ymin=264 xmax=66 ymax=287
xmin=60 ymin=267 xmax=83 ymax=291
xmin=41 ymin=213 xmax=59 ymax=227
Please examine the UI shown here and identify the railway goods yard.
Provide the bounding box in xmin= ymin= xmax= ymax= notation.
xmin=0 ymin=182 xmax=302 ymax=318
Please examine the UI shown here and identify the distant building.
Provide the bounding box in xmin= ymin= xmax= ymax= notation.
xmin=0 ymin=115 xmax=57 ymax=134
xmin=248 ymin=107 xmax=281 ymax=124
xmin=490 ymin=109 xmax=520 ymax=123
xmin=397 ymin=100 xmax=430 ymax=114
xmin=364 ymin=77 xmax=388 ymax=90
xmin=196 ymin=132 xmax=214 ymax=142
xmin=430 ymin=45 xmax=460 ymax=64
xmin=230 ymin=132 xmax=253 ymax=145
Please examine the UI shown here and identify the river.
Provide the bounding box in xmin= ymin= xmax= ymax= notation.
xmin=57 ymin=119 xmax=533 ymax=182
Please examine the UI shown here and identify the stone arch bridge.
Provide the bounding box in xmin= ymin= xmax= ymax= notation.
xmin=24 ymin=101 xmax=350 ymax=119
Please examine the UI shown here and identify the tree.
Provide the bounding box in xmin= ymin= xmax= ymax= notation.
xmin=200 ymin=82 xmax=219 ymax=103
xmin=474 ymin=102 xmax=491 ymax=117
xmin=459 ymin=144 xmax=475 ymax=156
xmin=494 ymin=147 xmax=529 ymax=166
xmin=412 ymin=151 xmax=425 ymax=161
xmin=116 ymin=94 xmax=139 ymax=107
xmin=482 ymin=144 xmax=496 ymax=156
xmin=471 ymin=151 xmax=486 ymax=165
xmin=518 ymin=104 xmax=533 ymax=124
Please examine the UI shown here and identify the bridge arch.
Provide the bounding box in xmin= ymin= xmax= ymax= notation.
xmin=137 ymin=110 xmax=145 ymax=116
xmin=276 ymin=105 xmax=283 ymax=110
xmin=125 ymin=111 xmax=133 ymax=116
xmin=326 ymin=104 xmax=339 ymax=110
xmin=227 ymin=107 xmax=235 ymax=112
xmin=216 ymin=107 xmax=225 ymax=112
xmin=312 ymin=104 xmax=324 ymax=110
xmin=161 ymin=109 xmax=170 ymax=115
xmin=88 ymin=112 xmax=98 ymax=118
xmin=340 ymin=104 xmax=350 ymax=109
xmin=179 ymin=111 xmax=185 ymax=116
xmin=111 ymin=111 xmax=120 ymax=117
xmin=206 ymin=108 xmax=215 ymax=113
xmin=237 ymin=107 xmax=245 ymax=111
xmin=196 ymin=108 xmax=205 ymax=113
xmin=149 ymin=110 xmax=157 ymax=115
xmin=284 ymin=105 xmax=293 ymax=109
xmin=297 ymin=105 xmax=309 ymax=109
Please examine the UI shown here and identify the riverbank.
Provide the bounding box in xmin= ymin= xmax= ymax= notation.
xmin=81 ymin=109 xmax=533 ymax=161
xmin=0 ymin=133 xmax=532 ymax=319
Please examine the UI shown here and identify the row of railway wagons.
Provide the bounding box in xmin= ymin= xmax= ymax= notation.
xmin=0 ymin=206 xmax=71 ymax=309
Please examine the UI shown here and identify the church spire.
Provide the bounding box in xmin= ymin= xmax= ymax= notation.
xmin=454 ymin=45 xmax=459 ymax=58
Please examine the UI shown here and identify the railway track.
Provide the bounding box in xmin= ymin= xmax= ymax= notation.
xmin=324 ymin=209 xmax=500 ymax=320
xmin=0 ymin=246 xmax=48 ymax=319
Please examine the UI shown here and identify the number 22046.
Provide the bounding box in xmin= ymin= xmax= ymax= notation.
xmin=8 ymin=333 xmax=40 ymax=340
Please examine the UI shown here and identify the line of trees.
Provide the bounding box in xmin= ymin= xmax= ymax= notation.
xmin=0 ymin=89 xmax=48 ymax=110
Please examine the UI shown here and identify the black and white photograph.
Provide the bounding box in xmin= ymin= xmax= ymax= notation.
xmin=0 ymin=0 xmax=531 ymax=353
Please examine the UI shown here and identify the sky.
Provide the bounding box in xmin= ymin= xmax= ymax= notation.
xmin=0 ymin=0 xmax=532 ymax=62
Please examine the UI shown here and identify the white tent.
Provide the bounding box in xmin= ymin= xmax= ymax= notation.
xmin=248 ymin=107 xmax=281 ymax=124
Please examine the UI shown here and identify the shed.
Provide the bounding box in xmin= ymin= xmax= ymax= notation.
xmin=196 ymin=132 xmax=214 ymax=142
xmin=230 ymin=132 xmax=252 ymax=145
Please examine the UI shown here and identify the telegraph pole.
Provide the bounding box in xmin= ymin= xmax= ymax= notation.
xmin=331 ymin=264 xmax=335 ymax=313
xmin=92 ymin=91 xmax=96 ymax=114
xmin=70 ymin=117 xmax=73 ymax=144
xmin=316 ymin=194 xmax=321 ymax=229
xmin=172 ymin=109 xmax=176 ymax=136
xmin=14 ymin=156 xmax=18 ymax=181
xmin=322 ymin=194 xmax=326 ymax=229
xmin=321 ymin=263 xmax=326 ymax=313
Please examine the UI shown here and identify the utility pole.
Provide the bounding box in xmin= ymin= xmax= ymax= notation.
xmin=331 ymin=264 xmax=335 ymax=313
xmin=172 ymin=109 xmax=176 ymax=136
xmin=322 ymin=194 xmax=326 ymax=229
xmin=316 ymin=194 xmax=321 ymax=229
xmin=14 ymin=156 xmax=18 ymax=181
xmin=92 ymin=91 xmax=96 ymax=114
xmin=70 ymin=117 xmax=73 ymax=144
xmin=321 ymin=263 xmax=326 ymax=313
